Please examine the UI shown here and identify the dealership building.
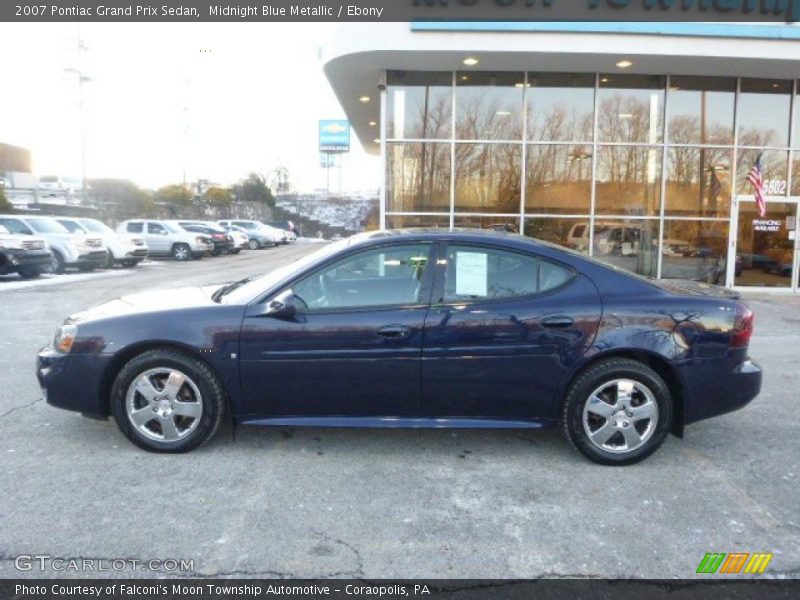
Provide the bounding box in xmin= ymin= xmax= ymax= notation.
xmin=323 ymin=22 xmax=800 ymax=291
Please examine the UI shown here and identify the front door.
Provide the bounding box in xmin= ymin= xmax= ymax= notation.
xmin=238 ymin=242 xmax=435 ymax=417
xmin=733 ymin=197 xmax=799 ymax=289
xmin=421 ymin=243 xmax=602 ymax=421
xmin=145 ymin=221 xmax=170 ymax=254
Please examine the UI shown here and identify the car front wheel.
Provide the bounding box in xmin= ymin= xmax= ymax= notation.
xmin=248 ymin=239 xmax=259 ymax=250
xmin=562 ymin=358 xmax=672 ymax=466
xmin=111 ymin=349 xmax=225 ymax=452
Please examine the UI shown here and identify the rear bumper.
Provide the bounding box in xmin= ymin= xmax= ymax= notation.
xmin=681 ymin=358 xmax=762 ymax=425
xmin=37 ymin=348 xmax=111 ymax=417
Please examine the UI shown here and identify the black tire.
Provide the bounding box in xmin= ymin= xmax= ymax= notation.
xmin=111 ymin=349 xmax=225 ymax=453
xmin=171 ymin=243 xmax=191 ymax=261
xmin=248 ymin=239 xmax=260 ymax=250
xmin=48 ymin=250 xmax=66 ymax=274
xmin=120 ymin=259 xmax=139 ymax=268
xmin=17 ymin=266 xmax=41 ymax=279
xmin=231 ymin=248 xmax=241 ymax=254
xmin=78 ymin=264 xmax=96 ymax=272
xmin=105 ymin=251 xmax=116 ymax=269
xmin=562 ymin=358 xmax=673 ymax=466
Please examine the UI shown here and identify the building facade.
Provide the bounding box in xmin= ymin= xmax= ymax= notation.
xmin=324 ymin=22 xmax=800 ymax=291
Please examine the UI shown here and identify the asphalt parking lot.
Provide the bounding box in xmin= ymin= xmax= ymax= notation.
xmin=0 ymin=243 xmax=798 ymax=579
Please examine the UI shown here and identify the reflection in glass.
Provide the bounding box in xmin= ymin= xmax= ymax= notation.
xmin=386 ymin=215 xmax=451 ymax=229
xmin=454 ymin=144 xmax=522 ymax=214
xmin=525 ymin=145 xmax=592 ymax=214
xmin=525 ymin=217 xmax=588 ymax=253
xmin=595 ymin=146 xmax=662 ymax=216
xmin=387 ymin=143 xmax=451 ymax=213
xmin=794 ymin=81 xmax=800 ymax=148
xmin=453 ymin=215 xmax=520 ymax=233
xmin=597 ymin=75 xmax=665 ymax=143
xmin=661 ymin=220 xmax=729 ymax=283
xmin=735 ymin=201 xmax=796 ymax=287
xmin=592 ymin=219 xmax=659 ymax=277
xmin=666 ymin=148 xmax=732 ymax=218
xmin=667 ymin=76 xmax=735 ymax=145
xmin=526 ymin=73 xmax=594 ymax=142
xmin=736 ymin=149 xmax=788 ymax=197
xmin=387 ymin=71 xmax=452 ymax=140
xmin=738 ymin=79 xmax=792 ymax=147
xmin=456 ymin=72 xmax=524 ymax=140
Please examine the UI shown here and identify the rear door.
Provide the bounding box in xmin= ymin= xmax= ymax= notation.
xmin=421 ymin=243 xmax=602 ymax=420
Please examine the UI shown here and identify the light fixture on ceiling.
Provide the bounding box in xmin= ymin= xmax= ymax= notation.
xmin=496 ymin=111 xmax=512 ymax=117
xmin=618 ymin=113 xmax=634 ymax=119
xmin=373 ymin=138 xmax=381 ymax=144
xmin=600 ymin=77 xmax=610 ymax=83
xmin=368 ymin=120 xmax=377 ymax=127
xmin=462 ymin=57 xmax=479 ymax=67
xmin=359 ymin=96 xmax=371 ymax=103
xmin=616 ymin=60 xmax=633 ymax=69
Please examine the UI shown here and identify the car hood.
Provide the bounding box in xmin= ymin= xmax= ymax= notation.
xmin=66 ymin=285 xmax=224 ymax=324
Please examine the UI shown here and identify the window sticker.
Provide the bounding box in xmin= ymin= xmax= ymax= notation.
xmin=455 ymin=251 xmax=488 ymax=296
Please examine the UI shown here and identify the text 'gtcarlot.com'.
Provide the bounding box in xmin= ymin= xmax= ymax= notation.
xmin=14 ymin=554 xmax=193 ymax=572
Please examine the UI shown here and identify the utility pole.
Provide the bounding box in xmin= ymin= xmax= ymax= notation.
xmin=64 ymin=30 xmax=90 ymax=204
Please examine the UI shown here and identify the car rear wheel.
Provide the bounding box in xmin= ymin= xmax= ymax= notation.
xmin=562 ymin=358 xmax=672 ymax=466
xmin=105 ymin=251 xmax=115 ymax=268
xmin=48 ymin=250 xmax=66 ymax=274
xmin=17 ymin=266 xmax=41 ymax=279
xmin=111 ymin=349 xmax=225 ymax=453
xmin=172 ymin=243 xmax=191 ymax=261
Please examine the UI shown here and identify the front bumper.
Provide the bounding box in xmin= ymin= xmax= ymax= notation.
xmin=70 ymin=250 xmax=108 ymax=266
xmin=0 ymin=249 xmax=52 ymax=273
xmin=37 ymin=348 xmax=112 ymax=417
xmin=681 ymin=358 xmax=762 ymax=425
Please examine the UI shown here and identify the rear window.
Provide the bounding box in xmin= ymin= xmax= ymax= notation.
xmin=126 ymin=222 xmax=143 ymax=233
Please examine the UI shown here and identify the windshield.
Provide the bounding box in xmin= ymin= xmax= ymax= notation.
xmin=221 ymin=239 xmax=347 ymax=304
xmin=80 ymin=219 xmax=113 ymax=234
xmin=27 ymin=218 xmax=69 ymax=234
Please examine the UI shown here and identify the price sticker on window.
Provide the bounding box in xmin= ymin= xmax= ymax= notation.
xmin=455 ymin=251 xmax=487 ymax=297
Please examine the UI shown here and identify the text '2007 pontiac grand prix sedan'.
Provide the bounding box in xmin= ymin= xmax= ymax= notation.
xmin=37 ymin=229 xmax=762 ymax=465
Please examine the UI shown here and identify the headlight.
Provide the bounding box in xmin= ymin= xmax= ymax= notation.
xmin=53 ymin=324 xmax=78 ymax=353
xmin=0 ymin=236 xmax=24 ymax=250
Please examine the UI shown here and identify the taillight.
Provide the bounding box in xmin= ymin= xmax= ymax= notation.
xmin=731 ymin=302 xmax=754 ymax=348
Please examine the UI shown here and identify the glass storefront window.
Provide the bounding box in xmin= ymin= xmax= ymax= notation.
xmin=387 ymin=71 xmax=452 ymax=140
xmin=456 ymin=72 xmax=524 ymax=141
xmin=595 ymin=145 xmax=663 ymax=216
xmin=525 ymin=217 xmax=589 ymax=252
xmin=453 ymin=143 xmax=522 ymax=214
xmin=667 ymin=76 xmax=735 ymax=145
xmin=386 ymin=215 xmax=451 ymax=229
xmin=453 ymin=215 xmax=520 ymax=233
xmin=597 ymin=75 xmax=665 ymax=144
xmin=386 ymin=142 xmax=451 ymax=213
xmin=736 ymin=149 xmax=788 ymax=198
xmin=526 ymin=73 xmax=595 ymax=142
xmin=592 ymin=218 xmax=659 ymax=277
xmin=525 ymin=144 xmax=592 ymax=215
xmin=661 ymin=220 xmax=729 ymax=284
xmin=665 ymin=147 xmax=732 ymax=218
xmin=794 ymin=81 xmax=799 ymax=148
xmin=738 ymin=79 xmax=792 ymax=148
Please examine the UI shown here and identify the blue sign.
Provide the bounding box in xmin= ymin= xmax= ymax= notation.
xmin=319 ymin=120 xmax=350 ymax=153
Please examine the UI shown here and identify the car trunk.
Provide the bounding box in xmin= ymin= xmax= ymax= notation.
xmin=651 ymin=279 xmax=741 ymax=300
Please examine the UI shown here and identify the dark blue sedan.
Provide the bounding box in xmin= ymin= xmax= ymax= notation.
xmin=37 ymin=229 xmax=762 ymax=465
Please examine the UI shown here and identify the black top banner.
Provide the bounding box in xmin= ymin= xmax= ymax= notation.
xmin=4 ymin=0 xmax=800 ymax=23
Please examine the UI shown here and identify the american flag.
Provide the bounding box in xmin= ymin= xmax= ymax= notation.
xmin=747 ymin=154 xmax=767 ymax=218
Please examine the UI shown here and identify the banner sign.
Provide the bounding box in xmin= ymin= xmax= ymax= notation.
xmin=319 ymin=120 xmax=350 ymax=153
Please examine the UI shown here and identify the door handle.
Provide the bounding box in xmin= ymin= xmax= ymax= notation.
xmin=376 ymin=325 xmax=411 ymax=339
xmin=542 ymin=315 xmax=574 ymax=328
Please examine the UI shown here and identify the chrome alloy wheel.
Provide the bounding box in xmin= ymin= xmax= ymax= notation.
xmin=125 ymin=368 xmax=202 ymax=442
xmin=581 ymin=379 xmax=659 ymax=454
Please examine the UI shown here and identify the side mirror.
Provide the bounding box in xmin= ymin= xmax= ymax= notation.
xmin=161 ymin=230 xmax=169 ymax=235
xmin=264 ymin=289 xmax=299 ymax=320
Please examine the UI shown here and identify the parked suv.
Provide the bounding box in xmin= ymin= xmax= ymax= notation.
xmin=57 ymin=217 xmax=148 ymax=268
xmin=0 ymin=224 xmax=52 ymax=279
xmin=217 ymin=220 xmax=280 ymax=249
xmin=0 ymin=215 xmax=107 ymax=274
xmin=117 ymin=219 xmax=213 ymax=261
xmin=177 ymin=221 xmax=235 ymax=256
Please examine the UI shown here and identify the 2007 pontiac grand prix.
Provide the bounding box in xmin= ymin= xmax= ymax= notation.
xmin=37 ymin=229 xmax=761 ymax=465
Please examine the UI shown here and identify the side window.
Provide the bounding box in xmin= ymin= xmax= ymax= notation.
xmin=147 ymin=222 xmax=166 ymax=235
xmin=59 ymin=220 xmax=81 ymax=233
xmin=0 ymin=219 xmax=32 ymax=235
xmin=127 ymin=222 xmax=143 ymax=234
xmin=443 ymin=245 xmax=572 ymax=302
xmin=293 ymin=244 xmax=431 ymax=311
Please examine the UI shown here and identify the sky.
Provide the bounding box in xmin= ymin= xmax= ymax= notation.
xmin=0 ymin=23 xmax=379 ymax=193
